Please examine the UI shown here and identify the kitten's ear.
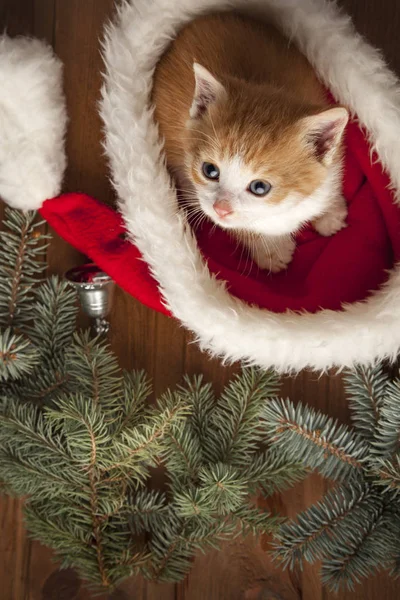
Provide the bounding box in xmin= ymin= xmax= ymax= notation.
xmin=190 ymin=63 xmax=226 ymax=119
xmin=301 ymin=106 xmax=349 ymax=164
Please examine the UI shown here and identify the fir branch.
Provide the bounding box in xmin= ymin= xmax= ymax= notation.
xmin=1 ymin=276 xmax=77 ymax=398
xmin=274 ymin=482 xmax=381 ymax=569
xmin=106 ymin=398 xmax=189 ymax=473
xmin=29 ymin=277 xmax=78 ymax=359
xmin=321 ymin=507 xmax=394 ymax=592
xmin=5 ymin=216 xmax=34 ymax=326
xmin=45 ymin=394 xmax=113 ymax=469
xmin=127 ymin=489 xmax=170 ymax=534
xmin=197 ymin=463 xmax=248 ymax=515
xmin=25 ymin=502 xmax=95 ymax=556
xmin=0 ymin=448 xmax=87 ymax=499
xmin=67 ymin=332 xmax=123 ymax=410
xmin=0 ymin=224 xmax=303 ymax=596
xmin=0 ymin=209 xmax=49 ymax=328
xmin=344 ymin=365 xmax=389 ymax=442
xmin=262 ymin=397 xmax=368 ymax=481
xmin=211 ymin=367 xmax=280 ymax=466
xmin=87 ymin=424 xmax=110 ymax=589
xmin=371 ymin=456 xmax=400 ymax=494
xmin=150 ymin=543 xmax=192 ymax=583
xmin=94 ymin=479 xmax=130 ymax=519
xmin=0 ymin=328 xmax=38 ymax=381
xmin=177 ymin=375 xmax=215 ymax=446
xmin=24 ymin=502 xmax=125 ymax=588
xmin=271 ymin=365 xmax=400 ymax=591
xmin=148 ymin=518 xmax=192 ymax=582
xmin=116 ymin=370 xmax=152 ymax=433
xmin=33 ymin=369 xmax=70 ymax=401
xmin=180 ymin=518 xmax=234 ymax=551
xmin=8 ymin=363 xmax=70 ymax=407
xmin=171 ymin=376 xmax=220 ymax=467
xmin=173 ymin=487 xmax=213 ymax=519
xmin=234 ymin=504 xmax=283 ymax=537
xmin=38 ymin=393 xmax=133 ymax=589
xmin=373 ymin=380 xmax=400 ymax=460
xmin=103 ymin=548 xmax=149 ymax=585
xmin=243 ymin=447 xmax=307 ymax=496
xmin=0 ymin=397 xmax=74 ymax=464
xmin=163 ymin=416 xmax=203 ymax=482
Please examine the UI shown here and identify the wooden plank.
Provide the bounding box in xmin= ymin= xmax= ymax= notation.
xmin=109 ymin=288 xmax=158 ymax=375
xmin=152 ymin=313 xmax=187 ymax=397
xmin=184 ymin=331 xmax=238 ymax=396
xmin=0 ymin=496 xmax=30 ymax=600
xmin=176 ymin=536 xmax=300 ymax=600
xmin=53 ymin=0 xmax=115 ymax=203
xmin=33 ymin=0 xmax=55 ymax=43
xmin=113 ymin=578 xmax=176 ymax=600
xmin=340 ymin=0 xmax=400 ymax=74
xmin=0 ymin=0 xmax=33 ymax=36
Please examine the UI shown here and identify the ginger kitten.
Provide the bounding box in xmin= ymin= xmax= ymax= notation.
xmin=152 ymin=12 xmax=348 ymax=272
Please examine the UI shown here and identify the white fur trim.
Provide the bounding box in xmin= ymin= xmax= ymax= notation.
xmin=100 ymin=0 xmax=400 ymax=372
xmin=0 ymin=36 xmax=67 ymax=211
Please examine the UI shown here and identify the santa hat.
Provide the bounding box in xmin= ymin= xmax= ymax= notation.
xmin=3 ymin=0 xmax=400 ymax=373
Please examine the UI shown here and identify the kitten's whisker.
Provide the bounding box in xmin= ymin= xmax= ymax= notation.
xmin=191 ymin=213 xmax=207 ymax=231
xmin=186 ymin=211 xmax=205 ymax=223
xmin=239 ymin=232 xmax=253 ymax=278
xmin=258 ymin=235 xmax=278 ymax=265
xmin=209 ymin=223 xmax=219 ymax=236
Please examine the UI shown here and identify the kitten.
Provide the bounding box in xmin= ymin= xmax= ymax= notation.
xmin=152 ymin=12 xmax=348 ymax=272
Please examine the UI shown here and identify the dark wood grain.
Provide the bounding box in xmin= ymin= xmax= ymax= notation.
xmin=1 ymin=0 xmax=400 ymax=598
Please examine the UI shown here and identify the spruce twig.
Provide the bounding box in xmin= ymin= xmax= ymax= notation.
xmin=87 ymin=422 xmax=110 ymax=588
xmin=0 ymin=209 xmax=49 ymax=328
xmin=344 ymin=365 xmax=388 ymax=441
xmin=271 ymin=366 xmax=400 ymax=592
xmin=262 ymin=397 xmax=368 ymax=480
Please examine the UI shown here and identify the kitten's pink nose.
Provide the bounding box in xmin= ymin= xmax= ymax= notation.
xmin=213 ymin=200 xmax=233 ymax=218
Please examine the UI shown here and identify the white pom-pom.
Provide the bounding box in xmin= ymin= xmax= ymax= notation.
xmin=0 ymin=36 xmax=67 ymax=211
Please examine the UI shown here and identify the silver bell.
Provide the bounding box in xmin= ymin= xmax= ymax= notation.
xmin=65 ymin=264 xmax=115 ymax=336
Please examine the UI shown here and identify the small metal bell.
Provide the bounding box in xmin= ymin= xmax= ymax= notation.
xmin=65 ymin=264 xmax=115 ymax=336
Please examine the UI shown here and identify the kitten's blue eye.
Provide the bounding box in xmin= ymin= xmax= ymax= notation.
xmin=202 ymin=162 xmax=220 ymax=181
xmin=248 ymin=180 xmax=272 ymax=196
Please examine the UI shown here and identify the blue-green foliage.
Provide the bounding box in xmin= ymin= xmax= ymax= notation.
xmin=267 ymin=365 xmax=400 ymax=592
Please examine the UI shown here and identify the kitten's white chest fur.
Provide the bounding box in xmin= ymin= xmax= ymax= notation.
xmin=183 ymin=150 xmax=347 ymax=273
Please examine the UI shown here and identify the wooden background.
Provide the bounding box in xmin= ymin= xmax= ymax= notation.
xmin=1 ymin=0 xmax=400 ymax=598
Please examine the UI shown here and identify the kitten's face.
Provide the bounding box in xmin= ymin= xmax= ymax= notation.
xmin=183 ymin=64 xmax=348 ymax=236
